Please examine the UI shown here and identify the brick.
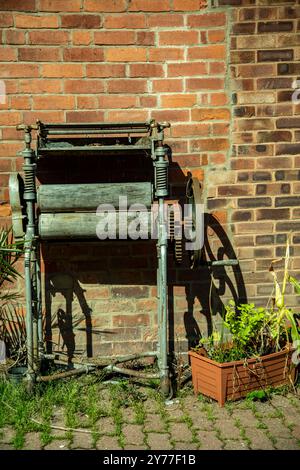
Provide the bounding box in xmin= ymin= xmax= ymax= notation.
xmin=218 ymin=185 xmax=253 ymax=197
xmin=257 ymin=157 xmax=292 ymax=169
xmin=171 ymin=123 xmax=209 ymax=138
xmin=112 ymin=314 xmax=150 ymax=327
xmin=10 ymin=96 xmax=31 ymax=109
xmin=257 ymin=78 xmax=292 ymax=90
xmin=42 ymin=64 xmax=83 ymax=77
xmin=188 ymin=12 xmax=226 ymax=28
xmin=19 ymin=79 xmax=62 ymax=93
xmin=77 ymin=96 xmax=97 ymax=109
xmin=208 ymin=30 xmax=226 ymax=43
xmin=190 ymin=138 xmax=229 ymax=151
xmin=0 ymin=0 xmax=35 ymax=10
xmin=238 ymin=64 xmax=275 ymax=78
xmin=15 ymin=14 xmax=59 ymax=28
xmin=98 ymin=95 xmax=137 ymax=109
xmin=66 ymin=111 xmax=104 ymax=122
xmin=61 ymin=14 xmax=101 ymax=28
xmin=0 ymin=111 xmax=21 ymax=125
xmin=232 ymin=211 xmax=252 ymax=222
xmin=277 ymin=144 xmax=300 ymax=155
xmin=86 ymin=64 xmax=125 ymax=78
xmin=72 ymin=31 xmax=92 ymax=45
xmin=139 ymin=95 xmax=157 ymax=107
xmin=188 ymin=45 xmax=225 ymax=60
xmin=128 ymin=0 xmax=170 ymax=12
xmin=232 ymin=22 xmax=256 ymax=34
xmin=159 ymin=31 xmax=198 ymax=45
xmin=148 ymin=14 xmax=184 ymax=27
xmin=106 ymin=48 xmax=147 ymax=62
xmin=257 ymin=131 xmax=291 ymax=143
xmin=39 ymin=0 xmax=81 ymax=10
xmin=152 ymin=79 xmax=183 ymax=92
xmin=186 ymin=78 xmax=224 ymax=90
xmin=129 ymin=64 xmax=163 ymax=78
xmin=107 ymin=110 xmax=148 ymax=122
xmin=238 ymin=197 xmax=272 ymax=208
xmin=65 ymin=80 xmax=105 ymax=94
xmin=63 ymin=47 xmax=104 ymax=62
xmin=275 ymin=197 xmax=300 ymax=207
xmin=168 ymin=62 xmax=207 ymax=77
xmin=0 ymin=13 xmax=13 ymax=26
xmin=0 ymin=63 xmax=39 ymax=77
xmin=32 ymin=95 xmax=74 ymax=110
xmin=277 ymin=118 xmax=300 ymax=129
xmin=258 ymin=50 xmax=293 ymax=62
xmin=257 ymin=208 xmax=289 ymax=220
xmin=237 ymin=34 xmax=277 ymax=49
xmin=191 ymin=108 xmax=230 ymax=121
xmin=23 ymin=110 xmax=64 ymax=123
xmin=152 ymin=109 xmax=189 ymax=123
xmin=94 ymin=31 xmax=135 ymax=45
xmin=173 ymin=0 xmax=206 ymax=10
xmin=85 ymin=0 xmax=127 ymax=12
xmin=161 ymin=94 xmax=196 ymax=108
xmin=104 ymin=14 xmax=146 ymax=29
xmin=18 ymin=47 xmax=59 ymax=61
xmin=28 ymin=30 xmax=69 ymax=45
xmin=258 ymin=21 xmax=293 ymax=32
xmin=149 ymin=48 xmax=184 ymax=62
xmin=211 ymin=93 xmax=228 ymax=106
xmin=5 ymin=30 xmax=25 ymax=44
xmin=136 ymin=31 xmax=155 ymax=45
xmin=107 ymin=79 xmax=147 ymax=93
xmin=0 ymin=48 xmax=16 ymax=61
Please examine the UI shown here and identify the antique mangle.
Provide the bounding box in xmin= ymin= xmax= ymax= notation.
xmin=8 ymin=120 xmax=204 ymax=395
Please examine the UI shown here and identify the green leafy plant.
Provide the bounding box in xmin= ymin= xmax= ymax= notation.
xmin=0 ymin=227 xmax=24 ymax=363
xmin=194 ymin=233 xmax=300 ymax=364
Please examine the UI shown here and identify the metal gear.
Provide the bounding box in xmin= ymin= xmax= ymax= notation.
xmin=168 ymin=208 xmax=183 ymax=265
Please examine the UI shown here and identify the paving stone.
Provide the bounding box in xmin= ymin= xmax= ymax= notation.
xmin=223 ymin=439 xmax=248 ymax=450
xmin=189 ymin=409 xmax=214 ymax=431
xmin=24 ymin=432 xmax=42 ymax=450
xmin=97 ymin=435 xmax=121 ymax=450
xmin=245 ymin=428 xmax=275 ymax=450
xmin=292 ymin=424 xmax=300 ymax=439
xmin=274 ymin=438 xmax=300 ymax=450
xmin=215 ymin=419 xmax=241 ymax=440
xmin=262 ymin=418 xmax=290 ymax=437
xmin=44 ymin=440 xmax=69 ymax=450
xmin=0 ymin=426 xmax=15 ymax=444
xmin=124 ymin=444 xmax=147 ymax=450
xmin=71 ymin=431 xmax=94 ymax=449
xmin=169 ymin=422 xmax=193 ymax=442
xmin=123 ymin=424 xmax=144 ymax=445
xmin=0 ymin=443 xmax=14 ymax=450
xmin=122 ymin=407 xmax=137 ymax=424
xmin=144 ymin=414 xmax=166 ymax=433
xmin=144 ymin=398 xmax=158 ymax=414
xmin=231 ymin=410 xmax=257 ymax=428
xmin=173 ymin=441 xmax=198 ymax=450
xmin=147 ymin=433 xmax=172 ymax=450
xmin=97 ymin=416 xmax=115 ymax=435
xmin=197 ymin=431 xmax=223 ymax=450
xmin=166 ymin=406 xmax=185 ymax=422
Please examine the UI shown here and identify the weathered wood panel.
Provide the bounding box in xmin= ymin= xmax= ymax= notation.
xmin=37 ymin=182 xmax=153 ymax=212
xmin=39 ymin=211 xmax=152 ymax=240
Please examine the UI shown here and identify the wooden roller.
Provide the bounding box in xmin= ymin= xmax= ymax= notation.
xmin=37 ymin=182 xmax=153 ymax=212
xmin=39 ymin=211 xmax=152 ymax=239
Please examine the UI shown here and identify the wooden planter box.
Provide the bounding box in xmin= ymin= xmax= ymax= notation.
xmin=189 ymin=348 xmax=296 ymax=407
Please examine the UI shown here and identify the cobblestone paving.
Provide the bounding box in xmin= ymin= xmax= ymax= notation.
xmin=1 ymin=389 xmax=300 ymax=450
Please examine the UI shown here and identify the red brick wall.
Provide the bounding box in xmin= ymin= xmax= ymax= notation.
xmin=1 ymin=0 xmax=300 ymax=359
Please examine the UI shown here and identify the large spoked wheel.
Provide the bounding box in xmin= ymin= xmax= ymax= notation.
xmin=185 ymin=176 xmax=203 ymax=269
